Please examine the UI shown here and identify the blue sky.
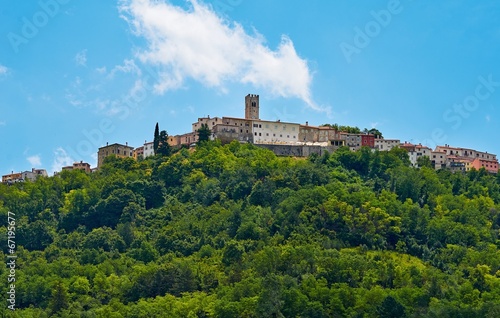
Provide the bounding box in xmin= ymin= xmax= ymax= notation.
xmin=1 ymin=0 xmax=500 ymax=175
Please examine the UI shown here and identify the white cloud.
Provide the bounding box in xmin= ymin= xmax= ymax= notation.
xmin=51 ymin=148 xmax=74 ymax=174
xmin=119 ymin=0 xmax=327 ymax=113
xmin=486 ymin=115 xmax=491 ymax=122
xmin=64 ymin=59 xmax=147 ymax=117
xmin=96 ymin=66 xmax=107 ymax=74
xmin=27 ymin=155 xmax=42 ymax=167
xmin=0 ymin=64 xmax=7 ymax=75
xmin=75 ymin=49 xmax=88 ymax=66
xmin=107 ymin=59 xmax=142 ymax=79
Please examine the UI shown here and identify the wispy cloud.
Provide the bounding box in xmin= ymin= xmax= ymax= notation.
xmin=27 ymin=155 xmax=42 ymax=167
xmin=0 ymin=120 xmax=6 ymax=126
xmin=51 ymin=147 xmax=74 ymax=174
xmin=96 ymin=66 xmax=107 ymax=74
xmin=65 ymin=59 xmax=146 ymax=116
xmin=119 ymin=0 xmax=327 ymax=113
xmin=75 ymin=49 xmax=88 ymax=67
xmin=0 ymin=64 xmax=8 ymax=75
xmin=486 ymin=114 xmax=491 ymax=122
xmin=107 ymin=59 xmax=142 ymax=79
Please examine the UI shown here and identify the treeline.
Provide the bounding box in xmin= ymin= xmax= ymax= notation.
xmin=1 ymin=141 xmax=500 ymax=317
xmin=320 ymin=124 xmax=383 ymax=138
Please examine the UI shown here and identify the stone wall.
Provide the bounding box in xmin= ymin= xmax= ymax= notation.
xmin=255 ymin=144 xmax=336 ymax=157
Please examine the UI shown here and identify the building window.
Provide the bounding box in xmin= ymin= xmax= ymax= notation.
xmin=259 ymin=124 xmax=262 ymax=128
xmin=266 ymin=133 xmax=269 ymax=136
xmin=259 ymin=133 xmax=262 ymax=136
xmin=280 ymin=134 xmax=282 ymax=138
xmin=273 ymin=134 xmax=276 ymax=137
xmin=254 ymin=132 xmax=257 ymax=136
xmin=240 ymin=129 xmax=243 ymax=133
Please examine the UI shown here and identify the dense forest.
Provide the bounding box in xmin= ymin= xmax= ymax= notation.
xmin=2 ymin=141 xmax=500 ymax=317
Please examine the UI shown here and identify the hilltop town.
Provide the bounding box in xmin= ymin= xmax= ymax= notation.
xmin=3 ymin=94 xmax=498 ymax=183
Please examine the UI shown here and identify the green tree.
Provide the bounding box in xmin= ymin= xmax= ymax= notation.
xmin=367 ymin=128 xmax=383 ymax=139
xmin=153 ymin=122 xmax=160 ymax=155
xmin=416 ymin=155 xmax=432 ymax=168
xmin=197 ymin=123 xmax=211 ymax=144
xmin=49 ymin=281 xmax=69 ymax=315
xmin=377 ymin=295 xmax=406 ymax=318
xmin=157 ymin=130 xmax=171 ymax=156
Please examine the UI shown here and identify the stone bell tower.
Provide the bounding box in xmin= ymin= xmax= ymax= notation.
xmin=245 ymin=94 xmax=260 ymax=120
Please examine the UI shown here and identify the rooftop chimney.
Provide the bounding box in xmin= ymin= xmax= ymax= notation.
xmin=306 ymin=121 xmax=308 ymax=126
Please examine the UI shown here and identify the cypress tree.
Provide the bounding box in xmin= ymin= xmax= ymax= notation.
xmin=153 ymin=122 xmax=160 ymax=155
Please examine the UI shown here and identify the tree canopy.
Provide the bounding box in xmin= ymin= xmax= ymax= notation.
xmin=1 ymin=141 xmax=500 ymax=317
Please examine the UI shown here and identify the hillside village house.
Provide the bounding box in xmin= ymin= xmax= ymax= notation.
xmin=62 ymin=161 xmax=91 ymax=173
xmin=375 ymin=139 xmax=400 ymax=151
xmin=2 ymin=169 xmax=48 ymax=183
xmin=97 ymin=142 xmax=134 ymax=168
xmin=87 ymin=94 xmax=499 ymax=174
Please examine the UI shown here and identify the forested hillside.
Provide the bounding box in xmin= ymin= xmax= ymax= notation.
xmin=2 ymin=141 xmax=500 ymax=317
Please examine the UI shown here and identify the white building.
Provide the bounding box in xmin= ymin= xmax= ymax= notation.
xmin=251 ymin=119 xmax=300 ymax=144
xmin=143 ymin=141 xmax=155 ymax=158
xmin=21 ymin=168 xmax=48 ymax=182
xmin=408 ymin=144 xmax=433 ymax=167
xmin=374 ymin=139 xmax=400 ymax=151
